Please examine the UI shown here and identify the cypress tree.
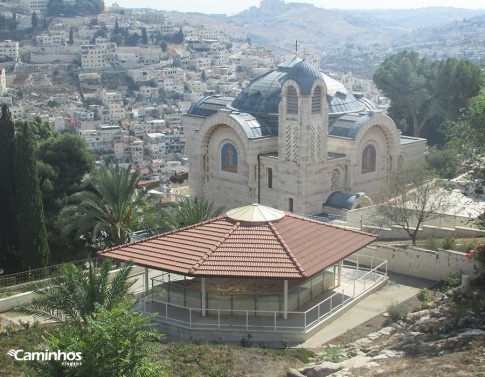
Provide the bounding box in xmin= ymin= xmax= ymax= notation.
xmin=15 ymin=121 xmax=49 ymax=269
xmin=0 ymin=105 xmax=18 ymax=272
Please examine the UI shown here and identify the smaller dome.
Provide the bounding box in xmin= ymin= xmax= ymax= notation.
xmin=226 ymin=203 xmax=285 ymax=223
xmin=284 ymin=60 xmax=324 ymax=95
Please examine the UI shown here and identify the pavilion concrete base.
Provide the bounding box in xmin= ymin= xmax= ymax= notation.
xmin=151 ymin=276 xmax=389 ymax=347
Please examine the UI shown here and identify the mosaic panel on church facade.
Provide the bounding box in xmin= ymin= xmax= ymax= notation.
xmin=362 ymin=144 xmax=376 ymax=173
xmin=221 ymin=142 xmax=238 ymax=173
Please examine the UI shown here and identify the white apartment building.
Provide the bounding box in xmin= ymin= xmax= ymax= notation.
xmin=71 ymin=110 xmax=96 ymax=125
xmin=10 ymin=105 xmax=25 ymax=119
xmin=130 ymin=119 xmax=166 ymax=134
xmin=97 ymin=89 xmax=123 ymax=104
xmin=183 ymin=25 xmax=226 ymax=41
xmin=21 ymin=0 xmax=49 ymax=14
xmin=113 ymin=135 xmax=144 ymax=166
xmin=150 ymin=158 xmax=167 ymax=176
xmin=140 ymin=86 xmax=159 ymax=98
xmin=0 ymin=40 xmax=19 ymax=62
xmin=137 ymin=12 xmax=166 ymax=24
xmin=0 ymin=69 xmax=6 ymax=94
xmin=157 ymin=77 xmax=183 ymax=93
xmin=80 ymin=38 xmax=117 ymax=70
xmin=78 ymin=124 xmax=125 ymax=152
xmin=100 ymin=102 xmax=126 ymax=122
xmin=0 ymin=96 xmax=12 ymax=105
xmin=36 ymin=31 xmax=67 ymax=47
xmin=145 ymin=132 xmax=167 ymax=159
xmin=163 ymin=113 xmax=182 ymax=127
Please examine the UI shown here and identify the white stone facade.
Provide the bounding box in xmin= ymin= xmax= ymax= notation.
xmin=184 ymin=58 xmax=427 ymax=215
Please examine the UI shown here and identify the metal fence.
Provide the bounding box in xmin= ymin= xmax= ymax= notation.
xmin=0 ymin=257 xmax=102 ymax=288
xmin=144 ymin=256 xmax=387 ymax=333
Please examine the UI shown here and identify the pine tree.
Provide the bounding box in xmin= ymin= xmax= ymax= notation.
xmin=15 ymin=121 xmax=49 ymax=269
xmin=68 ymin=27 xmax=74 ymax=45
xmin=141 ymin=27 xmax=148 ymax=45
xmin=0 ymin=105 xmax=18 ymax=272
xmin=31 ymin=11 xmax=38 ymax=29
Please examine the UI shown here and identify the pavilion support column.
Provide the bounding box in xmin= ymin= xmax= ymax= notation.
xmin=283 ymin=280 xmax=288 ymax=320
xmin=338 ymin=260 xmax=343 ymax=287
xmin=201 ymin=277 xmax=206 ymax=317
xmin=144 ymin=267 xmax=149 ymax=294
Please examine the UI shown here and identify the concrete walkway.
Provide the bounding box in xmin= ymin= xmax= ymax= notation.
xmin=299 ymin=272 xmax=435 ymax=348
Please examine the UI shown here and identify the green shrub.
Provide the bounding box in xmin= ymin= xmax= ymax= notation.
xmin=442 ymin=237 xmax=456 ymax=250
xmin=425 ymin=238 xmax=439 ymax=251
xmin=442 ymin=272 xmax=462 ymax=292
xmin=319 ymin=347 xmax=346 ymax=363
xmin=387 ymin=302 xmax=408 ymax=322
xmin=417 ymin=288 xmax=432 ymax=308
xmin=240 ymin=333 xmax=252 ymax=347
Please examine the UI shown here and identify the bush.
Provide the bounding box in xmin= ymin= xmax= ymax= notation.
xmin=387 ymin=302 xmax=408 ymax=322
xmin=425 ymin=238 xmax=439 ymax=251
xmin=442 ymin=237 xmax=456 ymax=250
xmin=417 ymin=288 xmax=433 ymax=308
xmin=442 ymin=272 xmax=462 ymax=292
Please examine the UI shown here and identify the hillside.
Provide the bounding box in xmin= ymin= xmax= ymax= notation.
xmin=295 ymin=283 xmax=485 ymax=376
xmin=161 ymin=3 xmax=485 ymax=78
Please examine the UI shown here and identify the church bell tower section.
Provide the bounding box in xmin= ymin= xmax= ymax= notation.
xmin=277 ymin=61 xmax=329 ymax=214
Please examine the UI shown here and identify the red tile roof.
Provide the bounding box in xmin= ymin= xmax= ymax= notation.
xmin=99 ymin=212 xmax=377 ymax=279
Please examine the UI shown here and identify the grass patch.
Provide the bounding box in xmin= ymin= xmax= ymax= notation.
xmin=1 ymin=324 xmax=311 ymax=376
xmin=257 ymin=347 xmax=315 ymax=363
xmin=318 ymin=347 xmax=346 ymax=363
xmin=0 ymin=324 xmax=51 ymax=375
xmin=449 ymin=298 xmax=485 ymax=318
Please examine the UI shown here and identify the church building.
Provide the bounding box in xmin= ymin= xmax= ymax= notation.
xmin=183 ymin=57 xmax=426 ymax=215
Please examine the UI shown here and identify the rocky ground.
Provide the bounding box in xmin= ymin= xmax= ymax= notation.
xmin=289 ymin=285 xmax=485 ymax=377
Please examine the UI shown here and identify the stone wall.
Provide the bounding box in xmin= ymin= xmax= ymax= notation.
xmin=358 ymin=245 xmax=480 ymax=281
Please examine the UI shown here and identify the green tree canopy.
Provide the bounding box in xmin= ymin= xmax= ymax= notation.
xmin=60 ymin=166 xmax=175 ymax=250
xmin=23 ymin=259 xmax=134 ymax=323
xmin=175 ymin=196 xmax=224 ymax=227
xmin=15 ymin=121 xmax=50 ymax=269
xmin=0 ymin=105 xmax=18 ymax=271
xmin=30 ymin=302 xmax=166 ymax=377
xmin=428 ymin=95 xmax=485 ymax=180
xmin=373 ymin=51 xmax=482 ymax=140
xmin=36 ymin=133 xmax=95 ymax=262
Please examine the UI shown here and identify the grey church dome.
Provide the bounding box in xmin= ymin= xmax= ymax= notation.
xmin=283 ymin=60 xmax=324 ymax=95
xmin=229 ymin=57 xmax=366 ymax=117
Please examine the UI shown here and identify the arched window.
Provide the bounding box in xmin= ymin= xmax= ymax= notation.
xmin=287 ymin=86 xmax=298 ymax=114
xmin=312 ymin=87 xmax=321 ymax=114
xmin=221 ymin=143 xmax=238 ymax=173
xmin=361 ymin=145 xmax=376 ymax=173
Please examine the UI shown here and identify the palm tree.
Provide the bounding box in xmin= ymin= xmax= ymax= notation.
xmin=61 ymin=165 xmax=175 ymax=249
xmin=175 ymin=195 xmax=224 ymax=227
xmin=23 ymin=259 xmax=134 ymax=323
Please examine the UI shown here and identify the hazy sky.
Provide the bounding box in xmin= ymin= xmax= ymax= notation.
xmin=110 ymin=0 xmax=485 ymax=15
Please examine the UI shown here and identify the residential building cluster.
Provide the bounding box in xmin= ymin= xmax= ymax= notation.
xmin=0 ymin=5 xmax=386 ymax=199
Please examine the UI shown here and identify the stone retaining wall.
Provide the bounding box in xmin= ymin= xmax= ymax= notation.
xmin=358 ymin=245 xmax=480 ymax=281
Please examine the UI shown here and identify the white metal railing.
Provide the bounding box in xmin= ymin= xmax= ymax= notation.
xmin=143 ymin=256 xmax=387 ymax=333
